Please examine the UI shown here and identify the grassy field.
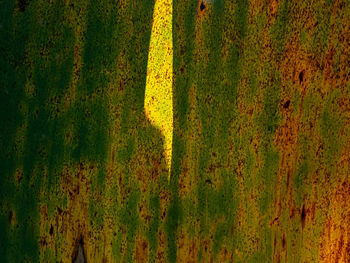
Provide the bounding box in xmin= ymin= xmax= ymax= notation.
xmin=0 ymin=0 xmax=349 ymax=262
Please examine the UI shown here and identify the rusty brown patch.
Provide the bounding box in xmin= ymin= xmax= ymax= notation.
xmin=15 ymin=168 xmax=23 ymax=184
xmin=139 ymin=202 xmax=151 ymax=226
xmin=49 ymin=163 xmax=93 ymax=263
xmin=197 ymin=0 xmax=208 ymax=19
xmin=177 ymin=232 xmax=200 ymax=263
xmin=160 ymin=190 xmax=170 ymax=221
xmin=157 ymin=230 xmax=167 ymax=263
xmin=218 ymin=246 xmax=232 ymax=263
xmin=319 ymin=181 xmax=350 ymax=262
xmin=282 ymin=232 xmax=286 ymax=250
xmin=135 ymin=235 xmax=149 ymax=263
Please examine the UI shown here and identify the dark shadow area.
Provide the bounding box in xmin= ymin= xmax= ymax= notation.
xmin=299 ymin=70 xmax=304 ymax=84
xmin=72 ymin=237 xmax=86 ymax=263
xmin=283 ymin=99 xmax=290 ymax=109
xmin=17 ymin=0 xmax=28 ymax=12
xmin=0 ymin=0 xmax=32 ymax=261
xmin=200 ymin=1 xmax=206 ymax=11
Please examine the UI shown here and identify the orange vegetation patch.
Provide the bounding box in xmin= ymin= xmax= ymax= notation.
xmin=319 ymin=181 xmax=350 ymax=262
xmin=135 ymin=234 xmax=149 ymax=263
xmin=177 ymin=232 xmax=199 ymax=263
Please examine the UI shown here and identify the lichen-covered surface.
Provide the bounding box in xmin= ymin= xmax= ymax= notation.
xmin=0 ymin=0 xmax=349 ymax=262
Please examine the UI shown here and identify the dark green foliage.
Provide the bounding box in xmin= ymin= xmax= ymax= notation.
xmin=235 ymin=0 xmax=249 ymax=39
xmin=166 ymin=197 xmax=181 ymax=263
xmin=148 ymin=195 xmax=160 ymax=262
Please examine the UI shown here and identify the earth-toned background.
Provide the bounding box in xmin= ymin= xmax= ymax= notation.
xmin=0 ymin=0 xmax=349 ymax=262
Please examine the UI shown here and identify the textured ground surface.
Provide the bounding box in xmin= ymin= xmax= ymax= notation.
xmin=0 ymin=0 xmax=349 ymax=262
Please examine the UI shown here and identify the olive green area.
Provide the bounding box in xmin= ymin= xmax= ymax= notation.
xmin=172 ymin=0 xmax=349 ymax=262
xmin=1 ymin=0 xmax=349 ymax=262
xmin=1 ymin=0 xmax=165 ymax=262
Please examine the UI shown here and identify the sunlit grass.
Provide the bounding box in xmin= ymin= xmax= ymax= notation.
xmin=145 ymin=0 xmax=173 ymax=180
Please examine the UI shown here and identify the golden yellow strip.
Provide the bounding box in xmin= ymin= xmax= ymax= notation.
xmin=145 ymin=0 xmax=173 ymax=180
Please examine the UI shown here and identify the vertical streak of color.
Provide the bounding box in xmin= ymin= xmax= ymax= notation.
xmin=145 ymin=0 xmax=173 ymax=180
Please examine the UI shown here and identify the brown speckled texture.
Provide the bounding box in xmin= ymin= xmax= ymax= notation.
xmin=0 ymin=0 xmax=349 ymax=262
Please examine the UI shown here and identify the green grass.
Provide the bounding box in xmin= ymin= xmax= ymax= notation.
xmin=1 ymin=0 xmax=349 ymax=262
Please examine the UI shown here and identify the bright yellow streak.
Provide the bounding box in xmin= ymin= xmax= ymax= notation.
xmin=145 ymin=0 xmax=173 ymax=180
